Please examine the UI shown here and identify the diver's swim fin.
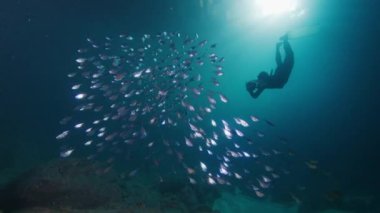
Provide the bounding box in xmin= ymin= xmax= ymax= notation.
xmin=279 ymin=34 xmax=289 ymax=41
xmin=284 ymin=25 xmax=320 ymax=40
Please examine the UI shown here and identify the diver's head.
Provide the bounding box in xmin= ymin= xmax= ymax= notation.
xmin=257 ymin=71 xmax=270 ymax=82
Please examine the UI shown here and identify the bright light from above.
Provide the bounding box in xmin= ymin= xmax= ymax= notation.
xmin=255 ymin=0 xmax=300 ymax=17
xmin=226 ymin=0 xmax=308 ymax=33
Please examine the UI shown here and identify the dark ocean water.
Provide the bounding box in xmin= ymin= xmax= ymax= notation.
xmin=1 ymin=0 xmax=379 ymax=212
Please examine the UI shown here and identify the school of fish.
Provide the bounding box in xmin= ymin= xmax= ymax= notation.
xmin=57 ymin=32 xmax=291 ymax=198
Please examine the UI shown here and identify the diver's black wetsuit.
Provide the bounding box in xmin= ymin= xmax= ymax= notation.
xmin=247 ymin=39 xmax=294 ymax=98
xmin=270 ymin=40 xmax=294 ymax=88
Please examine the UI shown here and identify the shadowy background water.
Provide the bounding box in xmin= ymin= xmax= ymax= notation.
xmin=1 ymin=0 xmax=379 ymax=211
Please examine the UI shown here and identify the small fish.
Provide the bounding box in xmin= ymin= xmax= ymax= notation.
xmin=235 ymin=129 xmax=244 ymax=137
xmin=56 ymin=130 xmax=69 ymax=140
xmin=133 ymin=70 xmax=143 ymax=78
xmin=67 ymin=72 xmax=77 ymax=78
xmin=221 ymin=120 xmax=229 ymax=128
xmin=219 ymin=93 xmax=228 ymax=103
xmin=77 ymin=48 xmax=88 ymax=53
xmin=215 ymin=70 xmax=223 ymax=76
xmin=59 ymin=116 xmax=72 ymax=125
xmin=305 ymin=161 xmax=318 ymax=170
xmin=75 ymin=93 xmax=87 ymax=100
xmin=265 ymin=119 xmax=275 ymax=127
xmin=192 ymin=88 xmax=201 ymax=95
xmin=257 ymin=131 xmax=265 ymax=138
xmin=219 ymin=165 xmax=229 ymax=175
xmin=60 ymin=149 xmax=74 ymax=157
xmin=186 ymin=167 xmax=195 ymax=174
xmin=189 ymin=177 xmax=197 ymax=184
xmin=234 ymin=118 xmax=249 ymax=127
xmin=262 ymin=175 xmax=271 ymax=183
xmin=264 ymin=165 xmax=273 ymax=172
xmin=234 ymin=173 xmax=242 ymax=179
xmin=250 ymin=115 xmax=260 ymax=122
xmin=128 ymin=169 xmax=138 ymax=177
xmin=185 ymin=137 xmax=193 ymax=147
xmin=207 ymin=96 xmax=217 ymax=105
xmin=71 ymin=84 xmax=81 ymax=90
xmin=200 ymin=162 xmax=207 ymax=172
xmin=258 ymin=179 xmax=270 ymax=189
xmin=207 ymin=176 xmax=216 ymax=185
xmin=223 ymin=128 xmax=233 ymax=139
xmin=84 ymin=140 xmax=92 ymax=146
xmin=242 ymin=152 xmax=250 ymax=157
xmin=212 ymin=78 xmax=220 ymax=86
xmin=76 ymin=58 xmax=86 ymax=63
xmin=255 ymin=191 xmax=265 ymax=198
xmin=140 ymin=127 xmax=147 ymax=138
xmin=199 ymin=40 xmax=208 ymax=47
xmin=74 ymin=123 xmax=84 ymax=128
xmin=290 ymin=193 xmax=302 ymax=204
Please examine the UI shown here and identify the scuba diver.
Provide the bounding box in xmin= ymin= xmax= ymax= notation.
xmin=246 ymin=34 xmax=294 ymax=99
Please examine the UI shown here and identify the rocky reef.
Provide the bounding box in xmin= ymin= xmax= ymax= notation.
xmin=0 ymin=159 xmax=220 ymax=213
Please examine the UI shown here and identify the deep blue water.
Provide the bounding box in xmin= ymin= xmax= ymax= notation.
xmin=1 ymin=0 xmax=379 ymax=212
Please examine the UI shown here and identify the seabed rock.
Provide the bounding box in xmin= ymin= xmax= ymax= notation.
xmin=0 ymin=159 xmax=220 ymax=213
xmin=0 ymin=159 xmax=123 ymax=212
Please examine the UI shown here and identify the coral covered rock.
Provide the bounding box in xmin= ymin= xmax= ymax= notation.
xmin=0 ymin=159 xmax=123 ymax=212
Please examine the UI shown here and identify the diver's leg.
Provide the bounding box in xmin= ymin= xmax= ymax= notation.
xmin=275 ymin=42 xmax=282 ymax=67
xmin=283 ymin=41 xmax=294 ymax=68
xmin=278 ymin=40 xmax=294 ymax=85
xmin=283 ymin=41 xmax=293 ymax=57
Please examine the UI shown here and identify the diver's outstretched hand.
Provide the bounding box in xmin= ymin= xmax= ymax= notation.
xmin=246 ymin=81 xmax=256 ymax=91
